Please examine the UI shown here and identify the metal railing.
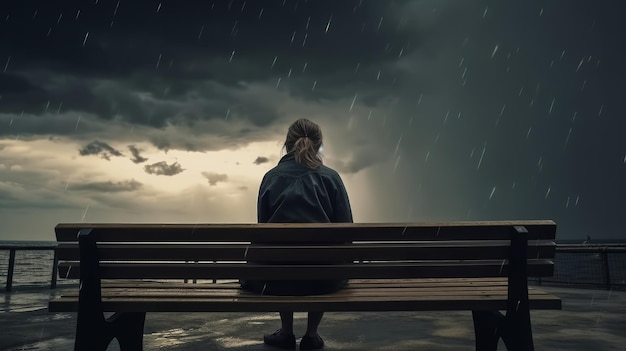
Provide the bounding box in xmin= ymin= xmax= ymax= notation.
xmin=0 ymin=244 xmax=58 ymax=292
xmin=532 ymin=244 xmax=626 ymax=290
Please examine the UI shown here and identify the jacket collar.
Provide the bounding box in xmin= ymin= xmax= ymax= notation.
xmin=279 ymin=152 xmax=296 ymax=164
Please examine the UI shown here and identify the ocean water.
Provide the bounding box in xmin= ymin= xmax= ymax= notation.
xmin=1 ymin=240 xmax=625 ymax=291
xmin=0 ymin=243 xmax=77 ymax=290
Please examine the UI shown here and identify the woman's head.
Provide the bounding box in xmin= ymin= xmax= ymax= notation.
xmin=284 ymin=118 xmax=323 ymax=169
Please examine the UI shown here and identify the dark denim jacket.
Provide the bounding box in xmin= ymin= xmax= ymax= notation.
xmin=257 ymin=152 xmax=353 ymax=223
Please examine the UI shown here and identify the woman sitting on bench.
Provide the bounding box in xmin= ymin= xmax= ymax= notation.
xmin=240 ymin=118 xmax=353 ymax=350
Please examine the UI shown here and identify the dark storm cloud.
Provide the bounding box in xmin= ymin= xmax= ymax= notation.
xmin=0 ymin=0 xmax=421 ymax=165
xmin=253 ymin=156 xmax=270 ymax=165
xmin=0 ymin=69 xmax=284 ymax=146
xmin=0 ymin=0 xmax=416 ymax=138
xmin=144 ymin=161 xmax=184 ymax=176
xmin=202 ymin=172 xmax=228 ymax=186
xmin=70 ymin=179 xmax=142 ymax=193
xmin=327 ymin=149 xmax=389 ymax=174
xmin=128 ymin=145 xmax=148 ymax=164
xmin=79 ymin=140 xmax=123 ymax=160
xmin=1 ymin=1 xmax=406 ymax=81
xmin=0 ymin=70 xmax=108 ymax=119
xmin=0 ymin=73 xmax=45 ymax=106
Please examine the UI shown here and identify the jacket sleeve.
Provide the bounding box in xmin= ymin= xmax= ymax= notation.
xmin=257 ymin=175 xmax=271 ymax=223
xmin=333 ymin=175 xmax=353 ymax=223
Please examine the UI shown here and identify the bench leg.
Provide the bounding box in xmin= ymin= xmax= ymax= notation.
xmin=473 ymin=308 xmax=534 ymax=351
xmin=472 ymin=310 xmax=501 ymax=351
xmin=500 ymin=302 xmax=534 ymax=351
xmin=74 ymin=314 xmax=110 ymax=351
xmin=110 ymin=312 xmax=146 ymax=351
xmin=74 ymin=229 xmax=147 ymax=350
xmin=74 ymin=312 xmax=146 ymax=351
xmin=74 ymin=289 xmax=110 ymax=351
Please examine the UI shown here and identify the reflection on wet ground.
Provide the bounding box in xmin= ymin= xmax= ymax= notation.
xmin=1 ymin=285 xmax=625 ymax=350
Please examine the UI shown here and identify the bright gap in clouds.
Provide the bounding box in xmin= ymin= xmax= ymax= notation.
xmin=102 ymin=141 xmax=279 ymax=194
xmin=2 ymin=138 xmax=277 ymax=191
xmin=0 ymin=137 xmax=282 ymax=227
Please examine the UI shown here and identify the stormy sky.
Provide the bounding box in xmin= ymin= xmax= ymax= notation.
xmin=0 ymin=0 xmax=625 ymax=241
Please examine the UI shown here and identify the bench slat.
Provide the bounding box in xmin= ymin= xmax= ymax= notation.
xmin=58 ymin=286 xmax=558 ymax=299
xmin=54 ymin=241 xmax=556 ymax=261
xmin=57 ymin=259 xmax=554 ymax=280
xmin=88 ymin=278 xmax=515 ymax=290
xmin=49 ymin=292 xmax=562 ymax=313
xmin=55 ymin=221 xmax=556 ymax=242
xmin=50 ymin=278 xmax=562 ymax=313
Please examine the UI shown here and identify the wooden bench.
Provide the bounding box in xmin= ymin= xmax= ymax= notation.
xmin=49 ymin=220 xmax=561 ymax=351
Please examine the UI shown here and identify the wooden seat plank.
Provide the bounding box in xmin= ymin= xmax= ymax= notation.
xmin=54 ymin=241 xmax=556 ymax=261
xmin=91 ymin=277 xmax=515 ymax=290
xmin=50 ymin=294 xmax=561 ymax=313
xmin=56 ymin=286 xmax=523 ymax=297
xmin=79 ymin=279 xmax=513 ymax=292
xmin=57 ymin=259 xmax=555 ymax=280
xmin=55 ymin=220 xmax=557 ymax=242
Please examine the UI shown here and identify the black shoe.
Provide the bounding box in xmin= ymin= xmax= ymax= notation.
xmin=300 ymin=334 xmax=324 ymax=350
xmin=263 ymin=329 xmax=296 ymax=350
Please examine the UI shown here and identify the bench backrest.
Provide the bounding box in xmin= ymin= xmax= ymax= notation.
xmin=55 ymin=220 xmax=556 ymax=281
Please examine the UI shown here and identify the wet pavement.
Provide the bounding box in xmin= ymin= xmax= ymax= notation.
xmin=1 ymin=285 xmax=625 ymax=350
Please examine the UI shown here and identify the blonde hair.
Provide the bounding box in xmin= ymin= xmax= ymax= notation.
xmin=284 ymin=118 xmax=323 ymax=169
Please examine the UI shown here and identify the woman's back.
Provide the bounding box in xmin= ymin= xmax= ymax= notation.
xmin=258 ymin=152 xmax=352 ymax=223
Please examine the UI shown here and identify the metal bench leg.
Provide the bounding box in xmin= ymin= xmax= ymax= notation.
xmin=74 ymin=308 xmax=112 ymax=351
xmin=473 ymin=309 xmax=534 ymax=351
xmin=472 ymin=310 xmax=501 ymax=351
xmin=501 ymin=303 xmax=534 ymax=351
xmin=75 ymin=229 xmax=112 ymax=351
xmin=74 ymin=229 xmax=147 ymax=350
xmin=74 ymin=312 xmax=146 ymax=351
xmin=110 ymin=312 xmax=146 ymax=351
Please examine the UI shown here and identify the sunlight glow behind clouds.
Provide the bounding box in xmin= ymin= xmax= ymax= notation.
xmin=0 ymin=138 xmax=278 ymax=195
